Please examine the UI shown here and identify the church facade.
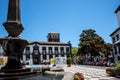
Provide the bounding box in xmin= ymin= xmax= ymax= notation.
xmin=22 ymin=32 xmax=71 ymax=64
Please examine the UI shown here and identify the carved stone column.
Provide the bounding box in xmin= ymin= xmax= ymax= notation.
xmin=3 ymin=0 xmax=24 ymax=37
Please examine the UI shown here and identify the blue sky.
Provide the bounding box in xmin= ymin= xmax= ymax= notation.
xmin=0 ymin=0 xmax=120 ymax=47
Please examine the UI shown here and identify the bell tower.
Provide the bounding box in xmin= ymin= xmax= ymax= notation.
xmin=47 ymin=32 xmax=60 ymax=42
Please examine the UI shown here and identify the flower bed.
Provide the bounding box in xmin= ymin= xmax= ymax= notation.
xmin=74 ymin=72 xmax=84 ymax=80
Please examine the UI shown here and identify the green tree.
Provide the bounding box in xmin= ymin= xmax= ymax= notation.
xmin=105 ymin=43 xmax=113 ymax=54
xmin=78 ymin=29 xmax=106 ymax=56
xmin=105 ymin=43 xmax=113 ymax=57
xmin=72 ymin=47 xmax=78 ymax=62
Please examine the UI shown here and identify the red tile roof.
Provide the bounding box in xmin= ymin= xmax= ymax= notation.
xmin=28 ymin=41 xmax=70 ymax=45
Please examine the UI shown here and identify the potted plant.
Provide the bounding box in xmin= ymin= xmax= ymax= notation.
xmin=50 ymin=58 xmax=55 ymax=66
xmin=106 ymin=68 xmax=114 ymax=75
xmin=67 ymin=57 xmax=72 ymax=67
xmin=74 ymin=72 xmax=84 ymax=80
xmin=106 ymin=61 xmax=120 ymax=76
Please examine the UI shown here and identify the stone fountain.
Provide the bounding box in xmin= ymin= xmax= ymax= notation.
xmin=0 ymin=0 xmax=36 ymax=78
xmin=0 ymin=0 xmax=71 ymax=79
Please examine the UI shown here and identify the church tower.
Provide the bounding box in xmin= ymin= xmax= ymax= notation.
xmin=47 ymin=32 xmax=60 ymax=42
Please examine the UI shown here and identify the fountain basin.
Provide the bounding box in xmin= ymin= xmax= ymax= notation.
xmin=26 ymin=65 xmax=43 ymax=72
xmin=17 ymin=73 xmax=64 ymax=80
xmin=0 ymin=37 xmax=28 ymax=70
xmin=26 ymin=65 xmax=42 ymax=69
xmin=0 ymin=37 xmax=38 ymax=79
xmin=0 ymin=69 xmax=37 ymax=79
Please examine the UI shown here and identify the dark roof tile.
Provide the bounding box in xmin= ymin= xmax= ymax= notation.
xmin=115 ymin=5 xmax=120 ymax=13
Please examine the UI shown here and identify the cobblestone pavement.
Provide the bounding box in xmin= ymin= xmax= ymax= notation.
xmin=63 ymin=65 xmax=120 ymax=80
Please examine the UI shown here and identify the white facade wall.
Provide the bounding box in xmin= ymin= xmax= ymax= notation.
xmin=28 ymin=45 xmax=70 ymax=55
xmin=0 ymin=45 xmax=4 ymax=55
xmin=23 ymin=43 xmax=71 ymax=64
xmin=23 ymin=55 xmax=26 ymax=61
xmin=30 ymin=55 xmax=32 ymax=60
xmin=116 ymin=11 xmax=120 ymax=27
xmin=111 ymin=29 xmax=120 ymax=61
xmin=29 ymin=45 xmax=33 ymax=54
xmin=41 ymin=55 xmax=43 ymax=61
xmin=0 ymin=42 xmax=71 ymax=65
xmin=53 ymin=46 xmax=55 ymax=53
xmin=111 ymin=29 xmax=120 ymax=44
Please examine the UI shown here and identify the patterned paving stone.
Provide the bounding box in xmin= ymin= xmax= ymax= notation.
xmin=63 ymin=65 xmax=119 ymax=80
xmin=89 ymin=78 xmax=99 ymax=80
xmin=99 ymin=77 xmax=114 ymax=80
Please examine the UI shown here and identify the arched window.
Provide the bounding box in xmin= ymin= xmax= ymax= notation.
xmin=33 ymin=44 xmax=39 ymax=55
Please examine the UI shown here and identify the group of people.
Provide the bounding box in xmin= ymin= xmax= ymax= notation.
xmin=21 ymin=58 xmax=33 ymax=65
xmin=78 ymin=53 xmax=114 ymax=67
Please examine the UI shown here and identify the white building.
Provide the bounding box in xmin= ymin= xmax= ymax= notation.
xmin=110 ymin=5 xmax=120 ymax=61
xmin=0 ymin=32 xmax=71 ymax=64
xmin=22 ymin=32 xmax=71 ymax=64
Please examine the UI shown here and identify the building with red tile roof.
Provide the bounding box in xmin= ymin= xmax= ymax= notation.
xmin=22 ymin=32 xmax=71 ymax=64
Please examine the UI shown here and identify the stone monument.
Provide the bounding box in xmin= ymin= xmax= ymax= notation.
xmin=3 ymin=0 xmax=23 ymax=37
xmin=0 ymin=0 xmax=27 ymax=70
